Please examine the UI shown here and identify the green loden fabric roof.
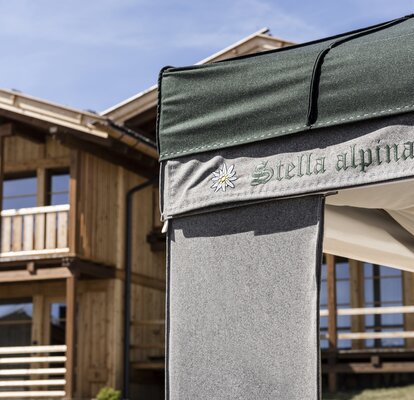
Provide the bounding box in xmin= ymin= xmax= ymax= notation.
xmin=157 ymin=14 xmax=414 ymax=161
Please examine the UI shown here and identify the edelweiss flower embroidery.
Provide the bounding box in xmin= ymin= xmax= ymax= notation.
xmin=211 ymin=163 xmax=237 ymax=192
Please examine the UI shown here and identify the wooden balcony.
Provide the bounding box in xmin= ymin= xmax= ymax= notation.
xmin=1 ymin=205 xmax=70 ymax=259
xmin=0 ymin=345 xmax=67 ymax=398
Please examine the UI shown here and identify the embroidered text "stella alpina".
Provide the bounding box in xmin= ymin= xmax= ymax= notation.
xmin=251 ymin=141 xmax=414 ymax=186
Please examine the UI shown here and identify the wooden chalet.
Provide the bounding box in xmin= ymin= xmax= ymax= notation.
xmin=0 ymin=27 xmax=413 ymax=400
xmin=0 ymin=89 xmax=163 ymax=399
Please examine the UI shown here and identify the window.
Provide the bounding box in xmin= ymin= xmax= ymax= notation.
xmin=364 ymin=263 xmax=404 ymax=348
xmin=0 ymin=300 xmax=33 ymax=346
xmin=48 ymin=171 xmax=70 ymax=205
xmin=50 ymin=303 xmax=66 ymax=345
xmin=2 ymin=175 xmax=37 ymax=210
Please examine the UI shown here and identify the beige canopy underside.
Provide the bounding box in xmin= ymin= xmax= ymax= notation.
xmin=325 ymin=178 xmax=414 ymax=271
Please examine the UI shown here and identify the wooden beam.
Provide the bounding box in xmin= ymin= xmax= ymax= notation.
xmin=0 ymin=122 xmax=14 ymax=137
xmin=5 ymin=157 xmax=70 ymax=174
xmin=26 ymin=261 xmax=36 ymax=274
xmin=131 ymin=362 xmax=164 ymax=371
xmin=68 ymin=257 xmax=116 ymax=279
xmin=68 ymin=150 xmax=79 ymax=254
xmin=65 ymin=274 xmax=77 ymax=399
xmin=326 ymin=254 xmax=337 ymax=393
xmin=0 ymin=121 xmax=47 ymax=143
xmin=0 ymin=267 xmax=72 ymax=283
xmin=349 ymin=259 xmax=365 ymax=350
xmin=0 ymin=135 xmax=4 ymax=244
xmin=324 ymin=362 xmax=414 ymax=374
xmin=37 ymin=167 xmax=47 ymax=206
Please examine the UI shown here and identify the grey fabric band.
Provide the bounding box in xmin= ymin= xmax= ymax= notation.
xmin=161 ymin=114 xmax=414 ymax=219
xmin=167 ymin=196 xmax=324 ymax=400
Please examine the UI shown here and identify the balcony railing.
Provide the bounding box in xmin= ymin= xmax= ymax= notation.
xmin=320 ymin=305 xmax=414 ymax=341
xmin=0 ymin=205 xmax=70 ymax=258
xmin=0 ymin=344 xmax=66 ymax=398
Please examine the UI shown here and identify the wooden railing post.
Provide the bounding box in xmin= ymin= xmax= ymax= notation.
xmin=326 ymin=254 xmax=337 ymax=393
xmin=349 ymin=259 xmax=365 ymax=350
xmin=65 ymin=273 xmax=77 ymax=399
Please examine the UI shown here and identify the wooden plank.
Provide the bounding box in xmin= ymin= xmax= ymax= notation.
xmin=23 ymin=214 xmax=34 ymax=251
xmin=326 ymin=254 xmax=337 ymax=394
xmin=5 ymin=157 xmax=70 ymax=174
xmin=326 ymin=362 xmax=414 ymax=374
xmin=31 ymin=295 xmax=45 ymax=349
xmin=320 ymin=305 xmax=414 ymax=316
xmin=0 ymin=367 xmax=66 ymax=376
xmin=65 ymin=274 xmax=77 ymax=399
xmin=0 ymin=267 xmax=72 ymax=283
xmin=0 ymin=345 xmax=67 ymax=354
xmin=131 ymin=362 xmax=164 ymax=370
xmin=1 ymin=216 xmax=11 ymax=252
xmin=0 ymin=379 xmax=66 ymax=387
xmin=57 ymin=211 xmax=68 ymax=248
xmin=133 ymin=320 xmax=165 ymax=326
xmin=1 ymin=204 xmax=70 ymax=217
xmin=0 ymin=391 xmax=66 ymax=398
xmin=0 ymin=356 xmax=66 ymax=364
xmin=45 ymin=212 xmax=56 ymax=249
xmin=0 ymin=248 xmax=69 ymax=260
xmin=68 ymin=149 xmax=79 ymax=254
xmin=34 ymin=213 xmax=45 ymax=250
xmin=12 ymin=215 xmax=23 ymax=251
xmin=37 ymin=167 xmax=47 ymax=206
xmin=338 ymin=331 xmax=414 ymax=340
xmin=349 ymin=259 xmax=364 ymax=350
xmin=322 ymin=332 xmax=414 ymax=340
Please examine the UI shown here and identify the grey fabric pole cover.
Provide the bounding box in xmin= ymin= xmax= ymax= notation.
xmin=167 ymin=196 xmax=325 ymax=400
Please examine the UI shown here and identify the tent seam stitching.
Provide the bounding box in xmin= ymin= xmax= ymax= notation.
xmin=160 ymin=104 xmax=414 ymax=158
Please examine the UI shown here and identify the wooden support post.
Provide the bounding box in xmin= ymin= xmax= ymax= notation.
xmin=65 ymin=274 xmax=77 ymax=399
xmin=349 ymin=259 xmax=365 ymax=350
xmin=68 ymin=150 xmax=79 ymax=254
xmin=373 ymin=265 xmax=382 ymax=348
xmin=37 ymin=167 xmax=47 ymax=206
xmin=0 ymin=135 xmax=4 ymax=239
xmin=326 ymin=254 xmax=337 ymax=393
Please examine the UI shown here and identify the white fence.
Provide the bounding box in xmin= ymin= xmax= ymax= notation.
xmin=0 ymin=205 xmax=70 ymax=257
xmin=320 ymin=305 xmax=414 ymax=341
xmin=0 ymin=345 xmax=66 ymax=398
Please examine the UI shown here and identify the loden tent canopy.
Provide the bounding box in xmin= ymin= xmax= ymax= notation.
xmin=157 ymin=14 xmax=414 ymax=400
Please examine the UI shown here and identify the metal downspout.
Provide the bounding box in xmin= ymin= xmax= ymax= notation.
xmin=123 ymin=177 xmax=158 ymax=400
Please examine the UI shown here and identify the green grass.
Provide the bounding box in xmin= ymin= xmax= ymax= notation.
xmin=323 ymin=384 xmax=414 ymax=400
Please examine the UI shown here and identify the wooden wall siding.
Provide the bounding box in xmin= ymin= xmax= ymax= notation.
xmin=4 ymin=136 xmax=69 ymax=166
xmin=76 ymin=279 xmax=123 ymax=399
xmin=76 ymin=156 xmax=165 ymax=279
xmin=130 ymin=285 xmax=165 ymax=364
xmin=77 ymin=153 xmax=119 ymax=266
xmin=124 ymin=170 xmax=165 ymax=280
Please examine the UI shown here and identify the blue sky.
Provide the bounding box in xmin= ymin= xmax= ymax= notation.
xmin=0 ymin=1 xmax=413 ymax=112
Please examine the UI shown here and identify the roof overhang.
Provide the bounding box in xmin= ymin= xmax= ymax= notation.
xmin=0 ymin=89 xmax=158 ymax=159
